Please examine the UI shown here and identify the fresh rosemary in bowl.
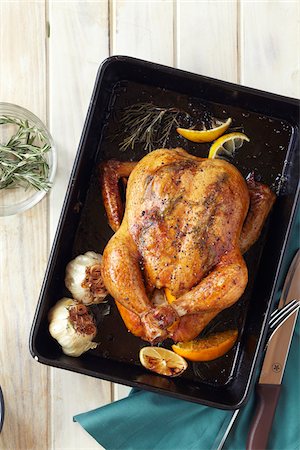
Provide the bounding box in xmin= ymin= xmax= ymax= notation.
xmin=0 ymin=115 xmax=51 ymax=191
xmin=0 ymin=103 xmax=56 ymax=216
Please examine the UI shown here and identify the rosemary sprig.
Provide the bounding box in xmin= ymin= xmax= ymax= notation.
xmin=0 ymin=115 xmax=52 ymax=191
xmin=117 ymin=103 xmax=189 ymax=152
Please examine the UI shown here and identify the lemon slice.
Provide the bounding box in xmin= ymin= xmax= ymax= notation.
xmin=172 ymin=329 xmax=238 ymax=362
xmin=139 ymin=346 xmax=188 ymax=377
xmin=208 ymin=132 xmax=250 ymax=159
xmin=177 ymin=118 xmax=232 ymax=143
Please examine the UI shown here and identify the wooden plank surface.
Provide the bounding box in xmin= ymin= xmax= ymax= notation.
xmin=240 ymin=0 xmax=300 ymax=97
xmin=48 ymin=2 xmax=110 ymax=449
xmin=0 ymin=1 xmax=299 ymax=448
xmin=111 ymin=0 xmax=174 ymax=65
xmin=0 ymin=2 xmax=50 ymax=449
xmin=176 ymin=0 xmax=238 ymax=82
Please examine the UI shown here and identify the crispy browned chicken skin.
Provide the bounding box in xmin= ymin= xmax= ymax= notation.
xmin=100 ymin=148 xmax=276 ymax=343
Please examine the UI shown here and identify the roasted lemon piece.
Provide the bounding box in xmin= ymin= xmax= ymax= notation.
xmin=172 ymin=329 xmax=238 ymax=362
xmin=139 ymin=346 xmax=188 ymax=377
xmin=208 ymin=132 xmax=250 ymax=159
xmin=177 ymin=118 xmax=232 ymax=143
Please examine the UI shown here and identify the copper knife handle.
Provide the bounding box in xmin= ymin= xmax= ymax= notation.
xmin=246 ymin=384 xmax=281 ymax=450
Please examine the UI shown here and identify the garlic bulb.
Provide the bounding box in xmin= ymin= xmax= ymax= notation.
xmin=65 ymin=251 xmax=108 ymax=305
xmin=48 ymin=298 xmax=98 ymax=357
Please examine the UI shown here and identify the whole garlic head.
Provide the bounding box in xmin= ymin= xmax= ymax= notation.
xmin=48 ymin=298 xmax=98 ymax=357
xmin=65 ymin=251 xmax=108 ymax=305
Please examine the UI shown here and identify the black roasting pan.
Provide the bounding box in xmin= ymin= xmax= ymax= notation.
xmin=30 ymin=56 xmax=300 ymax=409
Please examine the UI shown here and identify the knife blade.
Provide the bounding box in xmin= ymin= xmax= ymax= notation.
xmin=246 ymin=249 xmax=300 ymax=450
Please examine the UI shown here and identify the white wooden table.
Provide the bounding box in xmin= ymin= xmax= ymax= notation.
xmin=0 ymin=1 xmax=299 ymax=449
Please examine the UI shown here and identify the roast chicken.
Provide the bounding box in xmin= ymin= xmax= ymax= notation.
xmin=100 ymin=148 xmax=276 ymax=343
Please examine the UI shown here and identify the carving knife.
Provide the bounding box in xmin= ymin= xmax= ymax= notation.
xmin=246 ymin=249 xmax=300 ymax=450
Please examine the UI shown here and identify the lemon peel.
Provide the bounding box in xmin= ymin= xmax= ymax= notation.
xmin=177 ymin=118 xmax=232 ymax=143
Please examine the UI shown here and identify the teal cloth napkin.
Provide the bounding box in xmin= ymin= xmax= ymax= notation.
xmin=74 ymin=212 xmax=299 ymax=450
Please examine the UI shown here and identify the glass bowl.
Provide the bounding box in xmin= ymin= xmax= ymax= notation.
xmin=0 ymin=103 xmax=57 ymax=216
xmin=0 ymin=385 xmax=4 ymax=433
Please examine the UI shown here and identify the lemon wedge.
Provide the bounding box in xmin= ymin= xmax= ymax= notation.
xmin=139 ymin=346 xmax=188 ymax=377
xmin=165 ymin=287 xmax=176 ymax=304
xmin=177 ymin=118 xmax=232 ymax=143
xmin=208 ymin=132 xmax=250 ymax=159
xmin=172 ymin=329 xmax=238 ymax=362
